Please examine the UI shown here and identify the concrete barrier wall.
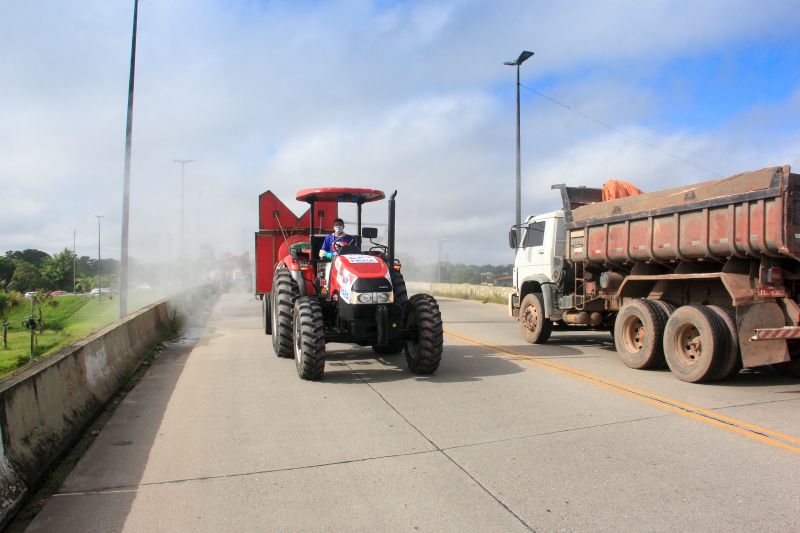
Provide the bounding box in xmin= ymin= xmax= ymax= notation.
xmin=0 ymin=286 xmax=218 ymax=528
xmin=407 ymin=281 xmax=514 ymax=303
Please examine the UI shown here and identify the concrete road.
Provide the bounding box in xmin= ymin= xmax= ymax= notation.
xmin=27 ymin=293 xmax=800 ymax=532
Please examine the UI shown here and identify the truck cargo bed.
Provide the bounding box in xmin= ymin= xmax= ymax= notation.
xmin=554 ymin=165 xmax=800 ymax=264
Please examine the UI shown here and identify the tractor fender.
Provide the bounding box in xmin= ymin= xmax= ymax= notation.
xmin=518 ymin=274 xmax=558 ymax=319
xmin=289 ymin=269 xmax=307 ymax=297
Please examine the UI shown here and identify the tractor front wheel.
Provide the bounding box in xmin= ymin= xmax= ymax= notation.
xmin=404 ymin=294 xmax=443 ymax=374
xmin=272 ymin=270 xmax=298 ymax=358
xmin=293 ymin=297 xmax=326 ymax=380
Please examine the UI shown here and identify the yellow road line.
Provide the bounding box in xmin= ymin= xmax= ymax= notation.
xmin=444 ymin=328 xmax=800 ymax=454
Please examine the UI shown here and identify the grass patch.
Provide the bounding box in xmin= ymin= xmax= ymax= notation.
xmin=0 ymin=296 xmax=120 ymax=378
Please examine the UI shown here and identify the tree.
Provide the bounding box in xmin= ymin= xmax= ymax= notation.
xmin=5 ymin=249 xmax=50 ymax=269
xmin=0 ymin=291 xmax=22 ymax=349
xmin=451 ymin=265 xmax=480 ymax=284
xmin=0 ymin=256 xmax=15 ymax=287
xmin=8 ymin=261 xmax=43 ymax=292
xmin=33 ymin=290 xmax=59 ymax=333
xmin=41 ymin=248 xmax=75 ymax=291
xmin=75 ymin=275 xmax=96 ymax=293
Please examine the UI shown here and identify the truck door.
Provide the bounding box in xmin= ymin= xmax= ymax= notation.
xmin=518 ymin=220 xmax=548 ymax=280
xmin=515 ymin=215 xmax=563 ymax=283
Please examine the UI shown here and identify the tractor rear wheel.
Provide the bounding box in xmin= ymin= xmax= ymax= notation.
xmin=272 ymin=270 xmax=298 ymax=358
xmin=663 ymin=305 xmax=727 ymax=383
xmin=263 ymin=293 xmax=272 ymax=335
xmin=404 ymin=294 xmax=443 ymax=374
xmin=614 ymin=299 xmax=668 ymax=369
xmin=293 ymin=297 xmax=326 ymax=380
xmin=519 ymin=293 xmax=552 ymax=344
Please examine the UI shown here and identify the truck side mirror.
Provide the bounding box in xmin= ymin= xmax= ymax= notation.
xmin=508 ymin=228 xmax=518 ymax=249
xmin=361 ymin=227 xmax=378 ymax=239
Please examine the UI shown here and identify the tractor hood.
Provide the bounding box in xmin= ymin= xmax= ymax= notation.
xmin=334 ymin=254 xmax=392 ymax=303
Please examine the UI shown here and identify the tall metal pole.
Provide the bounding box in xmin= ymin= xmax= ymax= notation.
xmin=120 ymin=0 xmax=139 ymax=318
xmin=73 ymin=229 xmax=77 ymax=294
xmin=173 ymin=159 xmax=194 ymax=275
xmin=515 ymin=63 xmax=521 ymax=230
xmin=96 ymin=215 xmax=105 ymax=300
xmin=438 ymin=238 xmax=447 ymax=283
xmin=504 ymin=51 xmax=533 ymax=230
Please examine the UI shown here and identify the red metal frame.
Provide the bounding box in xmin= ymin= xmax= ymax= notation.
xmin=255 ymin=191 xmax=338 ymax=295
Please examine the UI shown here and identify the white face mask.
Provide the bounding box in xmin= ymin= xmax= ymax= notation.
xmin=334 ymin=225 xmax=344 ymax=234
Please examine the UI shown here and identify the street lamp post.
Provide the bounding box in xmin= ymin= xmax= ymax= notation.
xmin=95 ymin=215 xmax=105 ymax=300
xmin=504 ymin=50 xmax=534 ymax=231
xmin=73 ymin=229 xmax=77 ymax=295
xmin=438 ymin=237 xmax=447 ymax=283
xmin=119 ymin=0 xmax=140 ymax=318
xmin=173 ymin=159 xmax=194 ymax=272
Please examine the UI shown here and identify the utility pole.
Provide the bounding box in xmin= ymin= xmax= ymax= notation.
xmin=119 ymin=0 xmax=139 ymax=318
xmin=173 ymin=159 xmax=194 ymax=275
xmin=96 ymin=215 xmax=105 ymax=300
xmin=73 ymin=229 xmax=77 ymax=294
xmin=504 ymin=50 xmax=534 ymax=230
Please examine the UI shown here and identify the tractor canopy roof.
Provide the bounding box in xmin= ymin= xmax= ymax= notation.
xmin=296 ymin=187 xmax=385 ymax=204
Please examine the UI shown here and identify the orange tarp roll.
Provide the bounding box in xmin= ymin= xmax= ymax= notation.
xmin=602 ymin=179 xmax=643 ymax=201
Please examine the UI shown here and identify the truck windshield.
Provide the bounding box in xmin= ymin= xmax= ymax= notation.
xmin=523 ymin=221 xmax=545 ymax=247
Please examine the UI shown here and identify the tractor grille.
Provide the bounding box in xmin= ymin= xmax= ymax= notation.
xmin=352 ymin=277 xmax=391 ymax=292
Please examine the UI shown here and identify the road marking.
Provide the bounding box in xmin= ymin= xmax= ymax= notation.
xmin=444 ymin=329 xmax=800 ymax=454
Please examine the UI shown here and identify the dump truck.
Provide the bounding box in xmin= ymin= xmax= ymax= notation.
xmin=508 ymin=165 xmax=800 ymax=382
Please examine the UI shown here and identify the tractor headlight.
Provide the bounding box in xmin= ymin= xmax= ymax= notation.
xmin=349 ymin=292 xmax=393 ymax=304
xmin=357 ymin=293 xmax=373 ymax=304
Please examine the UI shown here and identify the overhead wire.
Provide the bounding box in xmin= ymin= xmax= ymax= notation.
xmin=519 ymin=83 xmax=724 ymax=179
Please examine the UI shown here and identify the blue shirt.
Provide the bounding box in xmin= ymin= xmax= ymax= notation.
xmin=322 ymin=233 xmax=355 ymax=254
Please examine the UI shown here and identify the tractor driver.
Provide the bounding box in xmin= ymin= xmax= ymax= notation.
xmin=319 ymin=218 xmax=355 ymax=260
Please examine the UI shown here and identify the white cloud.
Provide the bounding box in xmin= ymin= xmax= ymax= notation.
xmin=0 ymin=0 xmax=799 ymax=271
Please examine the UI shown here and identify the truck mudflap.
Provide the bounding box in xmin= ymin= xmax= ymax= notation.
xmin=738 ymin=302 xmax=790 ymax=367
xmin=751 ymin=326 xmax=800 ymax=340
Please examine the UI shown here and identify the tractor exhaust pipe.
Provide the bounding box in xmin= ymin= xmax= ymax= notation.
xmin=389 ymin=190 xmax=397 ymax=267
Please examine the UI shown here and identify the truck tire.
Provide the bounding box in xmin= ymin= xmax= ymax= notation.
xmin=663 ymin=305 xmax=728 ymax=383
xmin=263 ymin=293 xmax=272 ymax=335
xmin=649 ymin=300 xmax=676 ymax=368
xmin=372 ymin=341 xmax=405 ymax=355
xmin=293 ymin=297 xmax=326 ymax=380
xmin=614 ymin=299 xmax=667 ymax=369
xmin=519 ymin=293 xmax=552 ymax=344
xmin=272 ymin=270 xmax=299 ymax=358
xmin=391 ymin=270 xmax=408 ymax=305
xmin=404 ymin=294 xmax=443 ymax=374
xmin=707 ymin=306 xmax=741 ymax=381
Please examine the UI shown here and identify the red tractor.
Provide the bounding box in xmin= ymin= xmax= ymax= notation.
xmin=255 ymin=187 xmax=443 ymax=380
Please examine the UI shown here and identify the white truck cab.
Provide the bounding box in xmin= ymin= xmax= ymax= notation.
xmin=508 ymin=210 xmax=565 ymax=321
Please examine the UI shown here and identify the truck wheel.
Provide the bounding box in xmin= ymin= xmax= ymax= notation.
xmin=649 ymin=301 xmax=676 ymax=368
xmin=372 ymin=341 xmax=405 ymax=355
xmin=272 ymin=270 xmax=298 ymax=358
xmin=663 ymin=305 xmax=728 ymax=383
xmin=391 ymin=270 xmax=408 ymax=305
xmin=614 ymin=300 xmax=667 ymax=369
xmin=263 ymin=293 xmax=272 ymax=335
xmin=293 ymin=297 xmax=326 ymax=380
xmin=707 ymin=306 xmax=741 ymax=381
xmin=519 ymin=293 xmax=552 ymax=344
xmin=404 ymin=294 xmax=443 ymax=374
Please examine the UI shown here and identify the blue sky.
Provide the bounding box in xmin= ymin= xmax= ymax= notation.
xmin=1 ymin=0 xmax=799 ymax=269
